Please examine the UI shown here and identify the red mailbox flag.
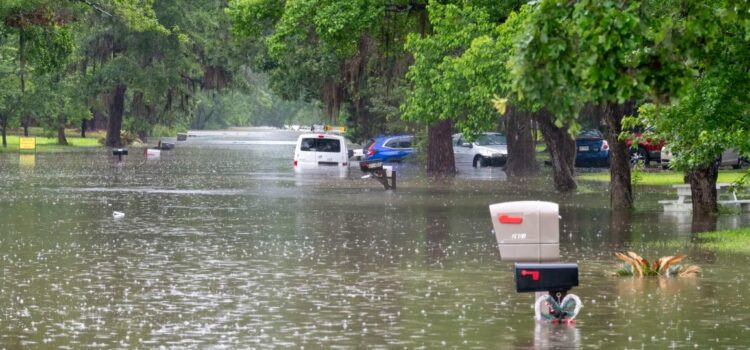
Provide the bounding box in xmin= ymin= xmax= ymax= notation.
xmin=498 ymin=215 xmax=523 ymax=224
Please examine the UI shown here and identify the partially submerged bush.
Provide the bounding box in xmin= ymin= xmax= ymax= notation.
xmin=613 ymin=251 xmax=701 ymax=277
xmin=97 ymin=130 xmax=141 ymax=145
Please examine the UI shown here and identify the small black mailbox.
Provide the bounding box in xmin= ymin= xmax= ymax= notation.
xmin=112 ymin=148 xmax=128 ymax=161
xmin=514 ymin=263 xmax=578 ymax=293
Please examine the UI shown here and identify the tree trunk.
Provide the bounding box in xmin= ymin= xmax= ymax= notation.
xmin=132 ymin=91 xmax=148 ymax=142
xmin=426 ymin=119 xmax=456 ymax=176
xmin=81 ymin=118 xmax=86 ymax=138
xmin=57 ymin=126 xmax=68 ymax=145
xmin=105 ymin=84 xmax=126 ymax=147
xmin=504 ymin=105 xmax=539 ymax=177
xmin=322 ymin=80 xmax=343 ymax=122
xmin=535 ymin=109 xmax=576 ymax=191
xmin=57 ymin=113 xmax=68 ymax=145
xmin=602 ymin=101 xmax=635 ymax=210
xmin=19 ymin=29 xmax=29 ymax=137
xmin=1 ymin=122 xmax=6 ymax=148
xmin=91 ymin=107 xmax=107 ymax=130
xmin=691 ymin=214 xmax=717 ymax=234
xmin=685 ymin=161 xmax=720 ymax=217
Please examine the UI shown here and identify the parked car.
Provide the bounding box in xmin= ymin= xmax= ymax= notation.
xmin=293 ymin=133 xmax=352 ymax=173
xmin=626 ymin=127 xmax=665 ymax=166
xmin=452 ymin=132 xmax=508 ymax=167
xmin=575 ymin=129 xmax=609 ymax=167
xmin=661 ymin=146 xmax=743 ymax=170
xmin=360 ymin=135 xmax=414 ymax=171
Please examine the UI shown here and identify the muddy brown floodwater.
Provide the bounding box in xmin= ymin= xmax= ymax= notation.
xmin=2 ymin=128 xmax=750 ymax=348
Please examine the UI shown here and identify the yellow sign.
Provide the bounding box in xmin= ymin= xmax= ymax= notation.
xmin=323 ymin=125 xmax=346 ymax=133
xmin=19 ymin=154 xmax=35 ymax=168
xmin=19 ymin=137 xmax=36 ymax=151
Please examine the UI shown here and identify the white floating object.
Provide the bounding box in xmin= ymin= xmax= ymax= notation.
xmin=112 ymin=211 xmax=125 ymax=219
xmin=144 ymin=148 xmax=161 ymax=158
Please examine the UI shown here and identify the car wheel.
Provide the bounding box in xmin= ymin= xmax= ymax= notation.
xmin=630 ymin=148 xmax=648 ymax=167
xmin=473 ymin=155 xmax=485 ymax=168
xmin=639 ymin=148 xmax=650 ymax=166
xmin=629 ymin=149 xmax=639 ymax=167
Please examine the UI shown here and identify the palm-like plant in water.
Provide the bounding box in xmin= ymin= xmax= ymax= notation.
xmin=614 ymin=251 xmax=701 ymax=277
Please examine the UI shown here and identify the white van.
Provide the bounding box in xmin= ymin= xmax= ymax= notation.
xmin=293 ymin=133 xmax=352 ymax=173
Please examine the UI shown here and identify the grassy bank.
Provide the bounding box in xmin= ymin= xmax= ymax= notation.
xmin=578 ymin=168 xmax=748 ymax=186
xmin=1 ymin=129 xmax=104 ymax=153
xmin=693 ymin=229 xmax=750 ymax=254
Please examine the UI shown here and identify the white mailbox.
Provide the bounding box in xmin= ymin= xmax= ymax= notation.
xmin=489 ymin=201 xmax=560 ymax=262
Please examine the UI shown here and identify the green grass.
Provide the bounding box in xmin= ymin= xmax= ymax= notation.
xmin=692 ymin=229 xmax=750 ymax=254
xmin=578 ymin=169 xmax=748 ymax=186
xmin=535 ymin=143 xmax=550 ymax=162
xmin=1 ymin=129 xmax=105 ymax=153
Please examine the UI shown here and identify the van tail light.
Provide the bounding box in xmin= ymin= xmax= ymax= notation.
xmin=602 ymin=140 xmax=610 ymax=151
xmin=367 ymin=144 xmax=376 ymax=156
xmin=294 ymin=160 xmax=298 ymax=167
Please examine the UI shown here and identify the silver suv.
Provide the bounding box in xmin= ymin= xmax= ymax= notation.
xmin=452 ymin=132 xmax=508 ymax=167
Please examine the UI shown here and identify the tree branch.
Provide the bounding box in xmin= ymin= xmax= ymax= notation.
xmin=385 ymin=3 xmax=427 ymax=13
xmin=76 ymin=0 xmax=113 ymax=17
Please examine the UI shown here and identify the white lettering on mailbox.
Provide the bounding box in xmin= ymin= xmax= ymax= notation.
xmin=511 ymin=233 xmax=527 ymax=239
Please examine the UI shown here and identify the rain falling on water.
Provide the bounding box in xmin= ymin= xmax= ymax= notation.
xmin=2 ymin=129 xmax=750 ymax=348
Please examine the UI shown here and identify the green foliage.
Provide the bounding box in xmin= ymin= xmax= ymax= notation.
xmin=229 ymin=0 xmax=383 ymax=102
xmin=0 ymin=34 xmax=21 ymax=139
xmin=192 ymin=88 xmax=322 ymax=130
xmin=23 ymin=25 xmax=74 ymax=74
xmin=149 ymin=124 xmax=185 ymax=137
xmin=509 ymin=0 xmax=708 ymax=131
xmin=226 ymin=0 xmax=284 ymax=37
xmin=630 ymin=3 xmax=750 ymax=173
xmin=630 ymin=160 xmax=644 ymax=187
xmin=402 ymin=2 xmax=519 ymax=136
xmin=228 ymin=0 xmax=428 ymax=142
xmin=112 ymin=0 xmax=170 ymax=34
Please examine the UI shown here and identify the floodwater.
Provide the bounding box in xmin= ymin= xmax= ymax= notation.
xmin=2 ymin=128 xmax=750 ymax=349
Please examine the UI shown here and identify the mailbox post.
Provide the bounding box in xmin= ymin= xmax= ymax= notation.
xmin=361 ymin=161 xmax=396 ymax=190
xmin=489 ymin=201 xmax=582 ymax=323
xmin=112 ymin=148 xmax=128 ymax=162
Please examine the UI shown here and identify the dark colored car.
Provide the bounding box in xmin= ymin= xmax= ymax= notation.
xmin=575 ymin=129 xmax=609 ymax=167
xmin=360 ymin=135 xmax=414 ymax=171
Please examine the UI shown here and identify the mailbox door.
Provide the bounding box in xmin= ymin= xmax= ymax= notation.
xmin=491 ymin=201 xmax=559 ymax=244
xmin=515 ymin=263 xmax=579 ymax=293
xmin=490 ymin=201 xmax=542 ymax=244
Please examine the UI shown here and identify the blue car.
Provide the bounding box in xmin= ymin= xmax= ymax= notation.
xmin=360 ymin=135 xmax=415 ymax=171
xmin=575 ymin=129 xmax=609 ymax=167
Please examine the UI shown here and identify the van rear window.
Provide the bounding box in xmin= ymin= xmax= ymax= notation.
xmin=300 ymin=138 xmax=341 ymax=153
